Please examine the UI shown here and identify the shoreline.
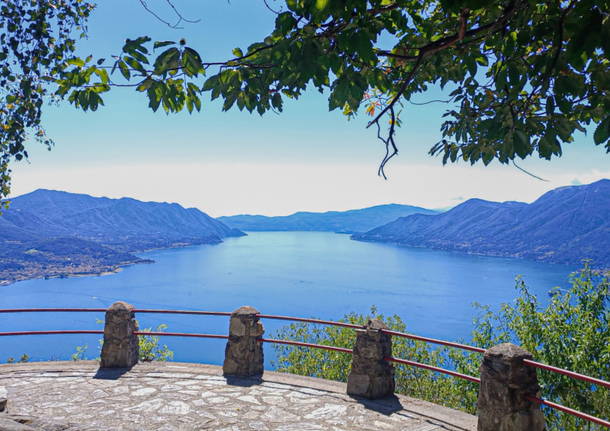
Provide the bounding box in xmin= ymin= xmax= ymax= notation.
xmin=350 ymin=236 xmax=607 ymax=269
xmin=1 ymin=236 xmax=244 ymax=287
xmin=0 ymin=258 xmax=154 ymax=287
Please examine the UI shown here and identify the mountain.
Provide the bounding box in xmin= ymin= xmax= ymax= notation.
xmin=0 ymin=189 xmax=244 ymax=284
xmin=6 ymin=189 xmax=244 ymax=249
xmin=353 ymin=179 xmax=610 ymax=266
xmin=219 ymin=204 xmax=439 ymax=233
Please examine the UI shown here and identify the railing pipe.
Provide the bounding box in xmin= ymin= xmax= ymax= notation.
xmin=0 ymin=330 xmax=104 ymax=336
xmin=0 ymin=308 xmax=106 ymax=313
xmin=527 ymin=396 xmax=610 ymax=428
xmin=134 ymin=331 xmax=228 ymax=339
xmin=385 ymin=356 xmax=481 ymax=384
xmin=380 ymin=329 xmax=485 ymax=353
xmin=523 ymin=359 xmax=610 ymax=390
xmin=259 ymin=338 xmax=352 ymax=354
xmin=133 ymin=309 xmax=232 ymax=316
xmin=256 ymin=314 xmax=362 ymax=329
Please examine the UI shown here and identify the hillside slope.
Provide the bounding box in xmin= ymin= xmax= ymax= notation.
xmin=353 ymin=180 xmax=610 ymax=266
xmin=0 ymin=189 xmax=244 ymax=284
xmin=6 ymin=189 xmax=244 ymax=250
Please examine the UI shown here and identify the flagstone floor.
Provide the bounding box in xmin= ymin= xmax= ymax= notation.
xmin=0 ymin=361 xmax=476 ymax=431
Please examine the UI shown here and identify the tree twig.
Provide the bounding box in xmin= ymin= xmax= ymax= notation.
xmin=512 ymin=160 xmax=549 ymax=181
xmin=138 ymin=0 xmax=201 ymax=29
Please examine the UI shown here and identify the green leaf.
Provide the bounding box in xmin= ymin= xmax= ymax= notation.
xmin=593 ymin=117 xmax=610 ymax=145
xmin=129 ymin=50 xmax=149 ymax=64
xmin=136 ymin=78 xmax=155 ymax=92
xmin=202 ymin=75 xmax=220 ymax=91
xmin=271 ymin=92 xmax=282 ymax=110
xmin=182 ymin=47 xmax=203 ymax=77
xmin=275 ymin=12 xmax=297 ymax=36
xmin=93 ymin=68 xmax=109 ymax=84
xmin=545 ymin=97 xmax=555 ymax=116
xmin=118 ymin=61 xmax=130 ymax=80
xmin=475 ymin=56 xmax=489 ymax=67
xmin=66 ymin=58 xmax=85 ymax=67
xmin=353 ymin=31 xmax=374 ymax=62
xmin=123 ymin=36 xmax=151 ymax=55
xmin=124 ymin=56 xmax=145 ymax=73
xmin=465 ymin=57 xmax=477 ymax=77
xmin=193 ymin=94 xmax=201 ymax=111
xmin=154 ymin=41 xmax=175 ymax=49
xmin=514 ymin=130 xmax=530 ymax=158
xmin=153 ymin=47 xmax=180 ymax=75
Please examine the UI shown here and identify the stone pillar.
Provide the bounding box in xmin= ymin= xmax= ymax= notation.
xmin=100 ymin=301 xmax=139 ymax=369
xmin=223 ymin=306 xmax=264 ymax=377
xmin=477 ymin=343 xmax=545 ymax=431
xmin=347 ymin=319 xmax=395 ymax=399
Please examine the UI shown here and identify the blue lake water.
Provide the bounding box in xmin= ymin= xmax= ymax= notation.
xmin=0 ymin=232 xmax=574 ymax=366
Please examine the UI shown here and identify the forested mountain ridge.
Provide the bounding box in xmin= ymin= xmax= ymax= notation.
xmin=353 ymin=180 xmax=610 ymax=266
xmin=0 ymin=189 xmax=244 ymax=284
xmin=219 ymin=204 xmax=438 ymax=233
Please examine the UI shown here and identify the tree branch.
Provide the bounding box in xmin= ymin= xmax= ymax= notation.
xmin=138 ymin=0 xmax=201 ymax=29
xmin=366 ymin=54 xmax=423 ymax=129
xmin=377 ymin=0 xmax=523 ymax=62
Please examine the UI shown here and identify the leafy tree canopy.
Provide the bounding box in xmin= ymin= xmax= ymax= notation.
xmin=1 ymin=0 xmax=609 ymax=200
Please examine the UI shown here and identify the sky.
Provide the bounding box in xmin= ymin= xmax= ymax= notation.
xmin=8 ymin=0 xmax=610 ymax=216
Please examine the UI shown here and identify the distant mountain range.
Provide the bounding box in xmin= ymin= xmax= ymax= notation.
xmin=219 ymin=204 xmax=439 ymax=233
xmin=3 ymin=180 xmax=608 ymax=284
xmin=0 ymin=189 xmax=244 ymax=285
xmin=353 ymin=179 xmax=610 ymax=266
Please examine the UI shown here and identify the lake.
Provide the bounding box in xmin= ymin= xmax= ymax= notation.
xmin=0 ymin=232 xmax=574 ymax=366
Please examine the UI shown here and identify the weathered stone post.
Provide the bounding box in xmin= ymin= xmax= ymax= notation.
xmin=223 ymin=306 xmax=264 ymax=377
xmin=100 ymin=301 xmax=139 ymax=369
xmin=477 ymin=343 xmax=545 ymax=431
xmin=347 ymin=319 xmax=395 ymax=399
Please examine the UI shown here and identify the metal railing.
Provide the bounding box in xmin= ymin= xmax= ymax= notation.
xmin=0 ymin=306 xmax=608 ymax=428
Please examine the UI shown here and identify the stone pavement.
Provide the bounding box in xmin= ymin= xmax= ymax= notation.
xmin=0 ymin=361 xmax=476 ymax=431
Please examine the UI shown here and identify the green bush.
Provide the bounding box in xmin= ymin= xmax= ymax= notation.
xmin=136 ymin=324 xmax=174 ymax=362
xmin=71 ymin=321 xmax=174 ymax=362
xmin=6 ymin=354 xmax=29 ymax=363
xmin=272 ymin=264 xmax=609 ymax=431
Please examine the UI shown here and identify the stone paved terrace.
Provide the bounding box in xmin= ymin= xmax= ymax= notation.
xmin=0 ymin=361 xmax=476 ymax=431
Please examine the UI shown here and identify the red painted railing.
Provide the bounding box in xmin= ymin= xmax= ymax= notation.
xmin=0 ymin=307 xmax=608 ymax=428
xmin=385 ymin=356 xmax=481 ymax=384
xmin=527 ymin=396 xmax=610 ymax=428
xmin=258 ymin=338 xmax=353 ymax=354
xmin=0 ymin=330 xmax=104 ymax=336
xmin=523 ymin=359 xmax=610 ymax=390
xmin=380 ymin=329 xmax=486 ymax=353
xmin=133 ymin=331 xmax=229 ymax=340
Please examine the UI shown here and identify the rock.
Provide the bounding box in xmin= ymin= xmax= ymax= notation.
xmin=223 ymin=306 xmax=264 ymax=377
xmin=0 ymin=414 xmax=81 ymax=431
xmin=347 ymin=319 xmax=395 ymax=399
xmin=0 ymin=416 xmax=37 ymax=431
xmin=477 ymin=343 xmax=545 ymax=431
xmin=0 ymin=386 xmax=7 ymax=412
xmin=100 ymin=301 xmax=139 ymax=369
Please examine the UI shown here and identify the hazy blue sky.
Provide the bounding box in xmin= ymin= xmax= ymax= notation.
xmin=9 ymin=0 xmax=609 ymax=216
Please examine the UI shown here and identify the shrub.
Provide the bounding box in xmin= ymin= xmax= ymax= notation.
xmin=71 ymin=321 xmax=174 ymax=362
